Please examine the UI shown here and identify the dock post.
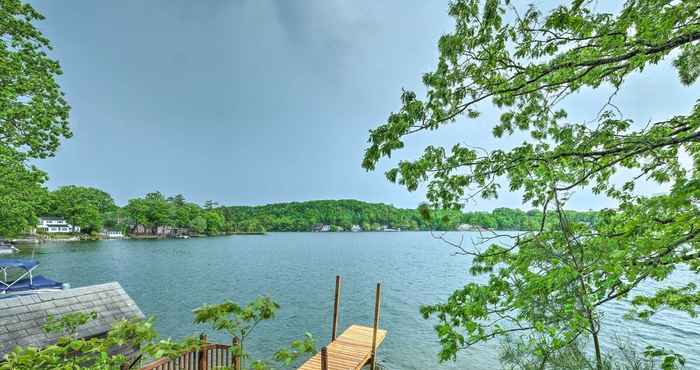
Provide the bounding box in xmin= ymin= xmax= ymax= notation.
xmin=370 ymin=282 xmax=382 ymax=370
xmin=321 ymin=347 xmax=328 ymax=370
xmin=232 ymin=336 xmax=241 ymax=370
xmin=198 ymin=334 xmax=208 ymax=370
xmin=332 ymin=275 xmax=341 ymax=341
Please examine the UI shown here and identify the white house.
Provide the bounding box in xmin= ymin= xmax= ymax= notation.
xmin=37 ymin=217 xmax=81 ymax=234
xmin=101 ymin=230 xmax=124 ymax=239
xmin=311 ymin=224 xmax=331 ymax=232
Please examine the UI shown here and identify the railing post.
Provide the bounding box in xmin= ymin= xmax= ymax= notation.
xmin=371 ymin=282 xmax=382 ymax=370
xmin=119 ymin=353 xmax=142 ymax=370
xmin=232 ymin=336 xmax=241 ymax=370
xmin=332 ymin=275 xmax=341 ymax=341
xmin=198 ymin=334 xmax=208 ymax=370
xmin=321 ymin=347 xmax=328 ymax=370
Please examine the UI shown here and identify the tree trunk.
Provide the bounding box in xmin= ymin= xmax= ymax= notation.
xmin=232 ymin=336 xmax=241 ymax=370
xmin=239 ymin=339 xmax=245 ymax=370
xmin=590 ymin=322 xmax=603 ymax=370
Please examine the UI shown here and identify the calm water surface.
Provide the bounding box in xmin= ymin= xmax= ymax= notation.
xmin=16 ymin=233 xmax=700 ymax=369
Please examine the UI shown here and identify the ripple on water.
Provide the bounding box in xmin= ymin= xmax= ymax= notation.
xmin=17 ymin=233 xmax=700 ymax=370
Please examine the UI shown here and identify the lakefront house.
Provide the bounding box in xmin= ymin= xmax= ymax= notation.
xmin=311 ymin=224 xmax=331 ymax=232
xmin=37 ymin=217 xmax=81 ymax=234
xmin=101 ymin=229 xmax=125 ymax=239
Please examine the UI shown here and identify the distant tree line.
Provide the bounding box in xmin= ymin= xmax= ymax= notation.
xmin=36 ymin=188 xmax=262 ymax=236
xmin=122 ymin=192 xmax=233 ymax=235
xmin=30 ymin=187 xmax=597 ymax=236
xmin=222 ymin=200 xmax=597 ymax=232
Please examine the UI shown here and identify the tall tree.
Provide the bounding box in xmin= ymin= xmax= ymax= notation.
xmin=124 ymin=192 xmax=173 ymax=228
xmin=48 ymin=186 xmax=117 ymax=234
xmin=0 ymin=0 xmax=71 ymax=237
xmin=0 ymin=0 xmax=71 ymax=158
xmin=363 ymin=1 xmax=700 ymax=368
xmin=0 ymin=147 xmax=48 ymax=236
xmin=203 ymin=210 xmax=225 ymax=235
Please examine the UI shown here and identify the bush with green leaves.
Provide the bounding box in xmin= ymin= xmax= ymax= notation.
xmin=1 ymin=296 xmax=314 ymax=370
xmin=0 ymin=311 xmax=194 ymax=370
xmin=193 ymin=296 xmax=315 ymax=370
xmin=499 ymin=335 xmax=684 ymax=370
xmin=0 ymin=0 xmax=72 ymax=238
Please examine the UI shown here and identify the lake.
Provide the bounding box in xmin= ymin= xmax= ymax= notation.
xmin=14 ymin=232 xmax=700 ymax=369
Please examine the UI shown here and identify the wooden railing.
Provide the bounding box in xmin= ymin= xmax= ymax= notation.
xmin=138 ymin=335 xmax=239 ymax=370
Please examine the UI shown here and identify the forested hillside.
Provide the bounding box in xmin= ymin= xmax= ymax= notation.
xmin=36 ymin=187 xmax=597 ymax=234
xmin=220 ymin=199 xmax=597 ymax=232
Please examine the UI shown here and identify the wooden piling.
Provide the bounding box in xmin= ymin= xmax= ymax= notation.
xmin=297 ymin=278 xmax=387 ymax=370
xmin=198 ymin=334 xmax=208 ymax=370
xmin=370 ymin=282 xmax=382 ymax=370
xmin=320 ymin=347 xmax=328 ymax=370
xmin=332 ymin=275 xmax=341 ymax=341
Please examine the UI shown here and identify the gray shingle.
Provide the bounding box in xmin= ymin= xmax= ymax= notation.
xmin=0 ymin=282 xmax=144 ymax=358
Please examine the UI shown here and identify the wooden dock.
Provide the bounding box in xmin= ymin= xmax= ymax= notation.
xmin=298 ymin=325 xmax=387 ymax=370
xmin=136 ymin=276 xmax=386 ymax=370
xmin=297 ymin=277 xmax=386 ymax=370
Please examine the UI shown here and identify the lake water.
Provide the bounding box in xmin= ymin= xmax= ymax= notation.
xmin=14 ymin=233 xmax=700 ymax=369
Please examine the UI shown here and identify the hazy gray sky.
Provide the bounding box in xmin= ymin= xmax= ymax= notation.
xmin=31 ymin=1 xmax=698 ymax=210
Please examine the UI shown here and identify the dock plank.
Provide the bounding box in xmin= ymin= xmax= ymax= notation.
xmin=298 ymin=325 xmax=387 ymax=370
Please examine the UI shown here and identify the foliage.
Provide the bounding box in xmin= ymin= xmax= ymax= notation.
xmin=0 ymin=147 xmax=48 ymax=237
xmin=43 ymin=186 xmax=117 ymax=234
xmin=362 ymin=0 xmax=700 ymax=369
xmin=39 ymin=189 xmax=596 ymax=236
xmin=222 ymin=199 xmax=596 ymax=232
xmin=499 ymin=336 xmax=680 ymax=370
xmin=192 ymin=296 xmax=316 ymax=370
xmin=190 ymin=215 xmax=207 ymax=234
xmin=203 ymin=210 xmax=226 ymax=235
xmin=236 ymin=219 xmax=266 ymax=233
xmin=0 ymin=0 xmax=71 ymax=238
xmin=222 ymin=199 xmax=425 ymax=232
xmin=122 ymin=192 xmax=230 ymax=236
xmin=0 ymin=311 xmax=192 ymax=370
xmin=42 ymin=311 xmax=98 ymax=336
xmin=2 ymin=297 xmax=313 ymax=370
xmin=124 ymin=192 xmax=172 ymax=228
xmin=0 ymin=0 xmax=71 ymax=159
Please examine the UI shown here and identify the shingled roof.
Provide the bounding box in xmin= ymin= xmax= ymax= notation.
xmin=0 ymin=282 xmax=144 ymax=358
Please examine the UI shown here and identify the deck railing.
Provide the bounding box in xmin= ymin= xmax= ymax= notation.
xmin=137 ymin=335 xmax=238 ymax=370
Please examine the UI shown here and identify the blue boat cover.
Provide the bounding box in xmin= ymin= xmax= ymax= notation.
xmin=1 ymin=275 xmax=62 ymax=293
xmin=0 ymin=259 xmax=39 ymax=271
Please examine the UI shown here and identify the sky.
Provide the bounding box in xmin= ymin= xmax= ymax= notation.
xmin=30 ymin=1 xmax=699 ymax=210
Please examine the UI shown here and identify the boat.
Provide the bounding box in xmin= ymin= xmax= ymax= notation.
xmin=0 ymin=241 xmax=18 ymax=255
xmin=0 ymin=259 xmax=67 ymax=295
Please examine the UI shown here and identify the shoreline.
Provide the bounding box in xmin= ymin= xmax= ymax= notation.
xmin=14 ymin=229 xmax=525 ymax=245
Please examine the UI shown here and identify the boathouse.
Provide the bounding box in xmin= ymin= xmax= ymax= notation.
xmin=0 ymin=282 xmax=144 ymax=359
